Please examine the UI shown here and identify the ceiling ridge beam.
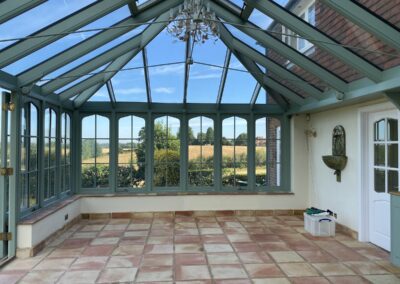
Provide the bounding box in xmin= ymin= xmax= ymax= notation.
xmin=17 ymin=0 xmax=184 ymax=87
xmin=0 ymin=0 xmax=132 ymax=68
xmin=0 ymin=0 xmax=46 ymax=25
xmin=244 ymin=0 xmax=382 ymax=82
xmin=320 ymin=0 xmax=400 ymax=52
xmin=216 ymin=49 xmax=232 ymax=105
xmin=60 ymin=11 xmax=171 ymax=103
xmin=208 ymin=0 xmax=348 ymax=93
xmin=219 ymin=24 xmax=324 ymax=100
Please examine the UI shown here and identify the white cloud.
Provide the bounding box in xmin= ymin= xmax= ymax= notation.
xmin=117 ymin=87 xmax=146 ymax=95
xmin=191 ymin=73 xmax=222 ymax=80
xmin=150 ymin=64 xmax=184 ymax=75
xmin=154 ymin=87 xmax=175 ymax=94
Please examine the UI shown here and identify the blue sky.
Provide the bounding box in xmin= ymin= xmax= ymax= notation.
xmin=0 ymin=0 xmax=289 ymax=104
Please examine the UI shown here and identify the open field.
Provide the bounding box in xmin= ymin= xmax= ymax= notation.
xmin=83 ymin=145 xmax=266 ymax=164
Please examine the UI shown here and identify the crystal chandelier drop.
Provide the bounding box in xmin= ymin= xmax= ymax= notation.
xmin=167 ymin=0 xmax=220 ymax=44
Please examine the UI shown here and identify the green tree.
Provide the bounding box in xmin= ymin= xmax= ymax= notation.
xmin=205 ymin=127 xmax=214 ymax=145
xmin=236 ymin=133 xmax=248 ymax=146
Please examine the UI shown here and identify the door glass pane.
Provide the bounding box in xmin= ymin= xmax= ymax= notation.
xmin=374 ymin=144 xmax=385 ymax=166
xmin=374 ymin=169 xmax=385 ymax=193
xmin=388 ymin=170 xmax=399 ymax=193
xmin=387 ymin=119 xmax=398 ymax=141
xmin=388 ymin=144 xmax=398 ymax=168
xmin=374 ymin=120 xmax=385 ymax=141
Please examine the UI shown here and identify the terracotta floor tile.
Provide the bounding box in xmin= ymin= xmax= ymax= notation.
xmin=136 ymin=266 xmax=173 ymax=282
xmin=344 ymin=261 xmax=390 ymax=275
xmin=202 ymin=235 xmax=230 ymax=244
xmin=150 ymin=229 xmax=174 ymax=236
xmin=120 ymin=236 xmax=147 ymax=245
xmin=147 ymin=236 xmax=174 ymax=244
xmin=127 ymin=223 xmax=151 ymax=230
xmin=326 ymin=275 xmax=371 ymax=284
xmin=297 ymin=250 xmax=337 ymax=263
xmin=251 ymin=234 xmax=281 ymax=242
xmin=0 ymin=271 xmax=26 ymax=284
xmin=0 ymin=258 xmax=41 ymax=271
xmin=47 ymin=247 xmax=84 ymax=258
xmin=363 ymin=274 xmax=400 ymax=284
xmin=232 ymin=242 xmax=260 ymax=252
xmin=175 ymin=235 xmax=202 ymax=243
xmin=268 ymin=251 xmax=304 ymax=263
xmin=175 ymin=243 xmax=204 ymax=254
xmin=103 ymin=224 xmax=128 ymax=231
xmin=278 ymin=263 xmax=319 ymax=277
xmin=355 ymin=247 xmax=391 ymax=261
xmin=124 ymin=230 xmax=149 ymax=237
xmin=259 ymin=242 xmax=291 ymax=252
xmin=112 ymin=244 xmax=144 ymax=256
xmin=207 ymin=253 xmax=240 ymax=264
xmin=375 ymin=260 xmax=400 ymax=274
xmin=144 ymin=244 xmax=174 ymax=254
xmin=200 ymin=228 xmax=224 ymax=235
xmin=251 ymin=278 xmax=290 ymax=284
xmin=141 ymin=254 xmax=174 ymax=266
xmin=289 ymin=277 xmax=330 ymax=284
xmin=198 ymin=222 xmax=221 ymax=228
xmin=72 ymin=232 xmax=98 ymax=239
xmin=244 ymin=263 xmax=284 ymax=278
xmin=82 ymin=244 xmax=115 ymax=256
xmin=215 ymin=280 xmax=252 ymax=284
xmin=70 ymin=256 xmax=108 ymax=270
xmin=57 ymin=270 xmax=100 ymax=284
xmin=106 ymin=255 xmax=141 ymax=268
xmin=237 ymin=252 xmax=272 ymax=264
xmin=18 ymin=271 xmax=64 ymax=284
xmin=97 ymin=230 xmax=124 ymax=237
xmin=175 ymin=265 xmax=211 ymax=280
xmin=80 ymin=224 xmax=104 ymax=232
xmin=204 ymin=244 xmax=234 ymax=253
xmin=210 ymin=264 xmax=248 ymax=279
xmin=175 ymin=222 xmax=198 ymax=229
xmin=175 ymin=253 xmax=207 ymax=265
xmin=312 ymin=263 xmax=355 ymax=276
xmin=60 ymin=238 xmax=90 ymax=249
xmin=175 ymin=229 xmax=200 ymax=236
xmin=33 ymin=258 xmax=75 ymax=270
xmin=90 ymin=237 xmax=119 ymax=245
xmin=97 ymin=267 xmax=137 ymax=283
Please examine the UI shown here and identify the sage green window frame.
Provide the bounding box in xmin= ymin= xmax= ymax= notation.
xmin=152 ymin=115 xmax=182 ymax=191
xmin=116 ymin=114 xmax=147 ymax=192
xmin=20 ymin=101 xmax=40 ymax=214
xmin=43 ymin=107 xmax=58 ymax=202
xmin=80 ymin=113 xmax=111 ymax=192
xmin=187 ymin=115 xmax=216 ymax=192
xmin=221 ymin=115 xmax=250 ymax=191
xmin=77 ymin=111 xmax=291 ymax=194
xmin=60 ymin=112 xmax=72 ymax=195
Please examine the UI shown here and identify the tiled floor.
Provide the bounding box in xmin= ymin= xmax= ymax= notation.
xmin=1 ymin=215 xmax=400 ymax=283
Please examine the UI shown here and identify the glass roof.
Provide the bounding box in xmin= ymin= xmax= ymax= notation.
xmin=0 ymin=0 xmax=399 ymax=107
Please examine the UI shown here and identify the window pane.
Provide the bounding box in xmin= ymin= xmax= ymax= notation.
xmin=388 ymin=144 xmax=398 ymax=168
xmin=388 ymin=170 xmax=399 ymax=193
xmin=388 ymin=119 xmax=398 ymax=142
xmin=82 ymin=164 xmax=96 ymax=188
xmin=374 ymin=169 xmax=386 ymax=193
xmin=374 ymin=144 xmax=385 ymax=167
xmin=82 ymin=116 xmax=95 ymax=139
xmin=375 ymin=120 xmax=385 ymax=141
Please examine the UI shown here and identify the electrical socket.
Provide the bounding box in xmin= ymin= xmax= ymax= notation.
xmin=64 ymin=214 xmax=69 ymax=221
xmin=333 ymin=213 xmax=337 ymax=219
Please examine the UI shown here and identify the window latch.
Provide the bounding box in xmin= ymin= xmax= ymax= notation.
xmin=0 ymin=232 xmax=12 ymax=241
xmin=0 ymin=168 xmax=13 ymax=176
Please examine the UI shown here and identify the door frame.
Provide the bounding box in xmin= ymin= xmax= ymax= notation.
xmin=358 ymin=101 xmax=397 ymax=243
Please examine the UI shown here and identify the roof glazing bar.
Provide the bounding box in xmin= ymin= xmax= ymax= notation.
xmin=142 ymin=47 xmax=152 ymax=104
xmin=250 ymin=83 xmax=261 ymax=107
xmin=216 ymin=49 xmax=232 ymax=105
xmin=0 ymin=0 xmax=46 ymax=25
xmin=0 ymin=0 xmax=131 ymax=68
xmin=244 ymin=0 xmax=382 ymax=82
xmin=106 ymin=80 xmax=116 ymax=107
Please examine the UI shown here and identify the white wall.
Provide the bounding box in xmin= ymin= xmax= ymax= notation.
xmin=298 ymin=98 xmax=394 ymax=232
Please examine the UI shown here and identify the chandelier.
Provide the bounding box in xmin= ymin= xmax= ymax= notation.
xmin=167 ymin=0 xmax=219 ymax=44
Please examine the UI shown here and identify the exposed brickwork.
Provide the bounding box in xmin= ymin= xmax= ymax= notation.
xmin=267 ymin=0 xmax=400 ymax=87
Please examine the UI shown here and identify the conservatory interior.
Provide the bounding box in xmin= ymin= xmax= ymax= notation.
xmin=0 ymin=0 xmax=400 ymax=283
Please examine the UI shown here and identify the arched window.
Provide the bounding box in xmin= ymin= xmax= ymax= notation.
xmin=256 ymin=117 xmax=281 ymax=187
xmin=61 ymin=113 xmax=71 ymax=194
xmin=188 ymin=116 xmax=214 ymax=187
xmin=222 ymin=116 xmax=248 ymax=188
xmin=20 ymin=103 xmax=39 ymax=210
xmin=118 ymin=115 xmax=146 ymax=189
xmin=153 ymin=116 xmax=180 ymax=187
xmin=81 ymin=115 xmax=110 ymax=189
xmin=44 ymin=108 xmax=57 ymax=200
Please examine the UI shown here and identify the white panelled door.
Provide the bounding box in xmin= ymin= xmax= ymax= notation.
xmin=368 ymin=110 xmax=400 ymax=251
